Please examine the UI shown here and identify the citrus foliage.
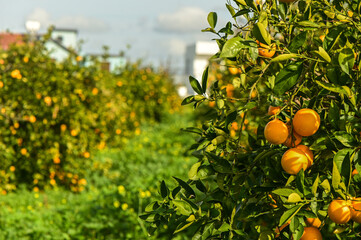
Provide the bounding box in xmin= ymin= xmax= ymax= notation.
xmin=0 ymin=35 xmax=180 ymax=192
xmin=143 ymin=0 xmax=361 ymax=238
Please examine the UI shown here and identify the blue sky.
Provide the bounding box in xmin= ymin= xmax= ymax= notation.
xmin=0 ymin=0 xmax=229 ymax=73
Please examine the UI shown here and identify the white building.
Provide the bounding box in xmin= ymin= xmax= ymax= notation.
xmin=44 ymin=28 xmax=78 ymax=62
xmin=185 ymin=41 xmax=219 ymax=94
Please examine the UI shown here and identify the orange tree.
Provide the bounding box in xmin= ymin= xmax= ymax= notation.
xmin=0 ymin=33 xmax=180 ymax=192
xmin=141 ymin=0 xmax=361 ymax=239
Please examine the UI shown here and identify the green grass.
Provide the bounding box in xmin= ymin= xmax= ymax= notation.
xmin=0 ymin=112 xmax=196 ymax=239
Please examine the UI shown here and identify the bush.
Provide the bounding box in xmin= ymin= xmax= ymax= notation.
xmin=143 ymin=0 xmax=361 ymax=239
xmin=0 ymin=33 xmax=180 ymax=192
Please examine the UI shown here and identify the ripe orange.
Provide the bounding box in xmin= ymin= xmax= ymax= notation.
xmin=281 ymin=148 xmax=308 ymax=175
xmin=305 ymin=217 xmax=322 ymax=228
xmin=29 ymin=115 xmax=37 ymax=123
xmin=292 ymin=109 xmax=320 ymax=136
xmin=250 ymin=89 xmax=257 ymax=98
xmin=209 ymin=101 xmax=216 ymax=108
xmin=20 ymin=148 xmax=27 ymax=155
xmin=300 ymin=227 xmax=322 ymax=240
xmin=296 ymin=145 xmax=314 ymax=168
xmin=319 ymin=35 xmax=325 ymax=42
xmin=231 ymin=122 xmax=239 ymax=131
xmin=328 ymin=199 xmax=352 ymax=224
xmin=352 ymin=169 xmax=359 ymax=176
xmin=268 ymin=106 xmax=281 ymax=115
xmin=44 ymin=96 xmax=52 ymax=106
xmin=257 ymin=41 xmax=276 ymax=58
xmin=283 ymin=125 xmax=302 ymax=148
xmin=228 ymin=66 xmax=239 ymax=75
xmin=226 ymin=84 xmax=235 ymax=98
xmin=264 ymin=119 xmax=288 ymax=145
xmin=351 ymin=198 xmax=361 ymax=223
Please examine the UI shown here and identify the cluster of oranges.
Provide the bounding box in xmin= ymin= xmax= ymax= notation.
xmin=328 ymin=198 xmax=361 ymax=225
xmin=264 ymin=107 xmax=361 ymax=239
xmin=264 ymin=107 xmax=324 ymax=239
xmin=264 ymin=107 xmax=320 ymax=175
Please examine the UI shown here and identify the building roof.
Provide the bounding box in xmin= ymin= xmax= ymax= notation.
xmin=0 ymin=33 xmax=24 ymax=50
xmin=53 ymin=28 xmax=78 ymax=34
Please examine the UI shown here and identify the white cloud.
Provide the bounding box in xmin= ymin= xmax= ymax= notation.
xmin=156 ymin=7 xmax=208 ymax=33
xmin=26 ymin=8 xmax=109 ymax=33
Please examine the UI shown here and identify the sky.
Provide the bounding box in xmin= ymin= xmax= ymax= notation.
xmin=0 ymin=0 xmax=230 ymax=74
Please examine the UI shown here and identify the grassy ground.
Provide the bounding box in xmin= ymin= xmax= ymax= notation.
xmin=0 ymin=112 xmax=196 ymax=239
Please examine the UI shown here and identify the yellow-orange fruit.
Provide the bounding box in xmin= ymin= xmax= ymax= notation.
xmin=351 ymin=198 xmax=361 ymax=223
xmin=305 ymin=217 xmax=322 ymax=228
xmin=300 ymin=227 xmax=322 ymax=240
xmin=258 ymin=42 xmax=276 ymax=58
xmin=228 ymin=66 xmax=239 ymax=75
xmin=268 ymin=106 xmax=281 ymax=115
xmin=296 ymin=145 xmax=314 ymax=168
xmin=319 ymin=35 xmax=325 ymax=42
xmin=328 ymin=199 xmax=352 ymax=224
xmin=264 ymin=119 xmax=288 ymax=145
xmin=293 ymin=109 xmax=321 ymax=136
xmin=231 ymin=122 xmax=239 ymax=130
xmin=281 ymin=148 xmax=308 ymax=175
xmin=352 ymin=169 xmax=359 ymax=176
xmin=283 ymin=126 xmax=302 ymax=148
xmin=226 ymin=84 xmax=235 ymax=98
xmin=209 ymin=101 xmax=216 ymax=108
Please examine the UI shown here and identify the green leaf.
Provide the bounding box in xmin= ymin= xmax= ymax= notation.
xmin=207 ymin=12 xmax=217 ymax=28
xmin=201 ymin=66 xmax=209 ymax=93
xmin=311 ymin=174 xmax=319 ymax=196
xmin=296 ymin=169 xmax=305 ymax=195
xmin=272 ymin=188 xmax=296 ymax=197
xmin=173 ymin=177 xmax=196 ymax=198
xmin=323 ymin=26 xmax=344 ymax=51
xmin=217 ymin=99 xmax=225 ymax=108
xmin=288 ymin=193 xmax=302 ymax=203
xmin=273 ymin=61 xmax=303 ymax=95
xmin=253 ymin=22 xmax=271 ymax=45
xmin=160 ymin=180 xmax=169 ymax=198
xmin=332 ymin=161 xmax=341 ymax=190
xmin=181 ymin=96 xmax=195 ymax=105
xmin=233 ymin=9 xmax=250 ymax=17
xmin=314 ymin=46 xmax=331 ymax=62
xmin=320 ymin=179 xmax=331 ymax=193
xmin=270 ymin=54 xmax=299 ymax=62
xmin=328 ymin=100 xmax=339 ymax=128
xmin=220 ymin=36 xmax=244 ymax=58
xmin=279 ymin=204 xmax=303 ymax=227
xmin=173 ymin=200 xmax=193 ymax=215
xmin=315 ymin=81 xmax=347 ymax=95
xmin=288 ymin=32 xmax=307 ymax=53
xmin=338 ymin=48 xmax=355 ymax=75
xmin=188 ymin=162 xmax=202 ymax=180
xmin=175 ymin=221 xmax=194 ymax=234
xmin=341 ymin=153 xmax=351 ymax=190
xmin=334 ymin=132 xmax=356 ymax=147
xmin=206 ymin=152 xmax=232 ymax=173
xmin=189 ymin=76 xmax=203 ymax=95
xmin=297 ymin=21 xmax=320 ymax=28
xmin=226 ymin=4 xmax=236 ymax=17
